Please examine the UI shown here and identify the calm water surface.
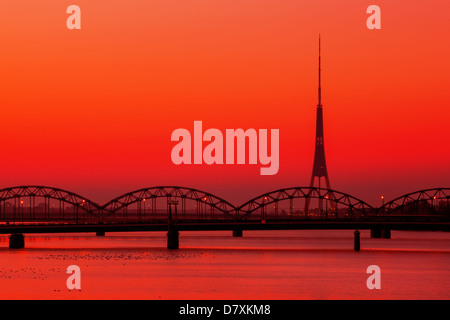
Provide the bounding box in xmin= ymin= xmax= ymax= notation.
xmin=0 ymin=230 xmax=449 ymax=299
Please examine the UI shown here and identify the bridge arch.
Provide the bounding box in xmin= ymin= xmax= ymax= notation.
xmin=0 ymin=186 xmax=101 ymax=222
xmin=380 ymin=188 xmax=450 ymax=216
xmin=101 ymin=186 xmax=238 ymax=222
xmin=237 ymin=187 xmax=375 ymax=220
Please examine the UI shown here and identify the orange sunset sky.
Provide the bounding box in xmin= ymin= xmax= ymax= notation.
xmin=0 ymin=0 xmax=449 ymax=206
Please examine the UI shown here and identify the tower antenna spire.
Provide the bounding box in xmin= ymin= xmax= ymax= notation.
xmin=318 ymin=34 xmax=322 ymax=107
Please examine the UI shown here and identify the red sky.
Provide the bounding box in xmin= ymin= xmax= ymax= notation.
xmin=0 ymin=0 xmax=449 ymax=206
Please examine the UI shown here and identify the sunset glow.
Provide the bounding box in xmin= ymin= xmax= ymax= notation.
xmin=0 ymin=1 xmax=449 ymax=303
xmin=0 ymin=0 xmax=449 ymax=206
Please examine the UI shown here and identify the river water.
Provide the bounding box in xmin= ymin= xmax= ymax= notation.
xmin=0 ymin=230 xmax=449 ymax=300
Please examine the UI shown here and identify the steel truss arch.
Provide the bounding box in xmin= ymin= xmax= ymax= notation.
xmin=102 ymin=186 xmax=238 ymax=220
xmin=380 ymin=188 xmax=450 ymax=216
xmin=237 ymin=187 xmax=375 ymax=220
xmin=0 ymin=185 xmax=101 ymax=220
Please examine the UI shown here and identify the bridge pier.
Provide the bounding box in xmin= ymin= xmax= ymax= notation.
xmin=9 ymin=233 xmax=25 ymax=249
xmin=232 ymin=229 xmax=243 ymax=237
xmin=354 ymin=230 xmax=360 ymax=251
xmin=371 ymin=228 xmax=391 ymax=239
xmin=167 ymin=225 xmax=179 ymax=249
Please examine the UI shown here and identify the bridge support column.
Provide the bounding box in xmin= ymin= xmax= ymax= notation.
xmin=9 ymin=233 xmax=25 ymax=249
xmin=167 ymin=225 xmax=179 ymax=249
xmin=232 ymin=229 xmax=243 ymax=237
xmin=354 ymin=230 xmax=360 ymax=251
xmin=96 ymin=231 xmax=105 ymax=236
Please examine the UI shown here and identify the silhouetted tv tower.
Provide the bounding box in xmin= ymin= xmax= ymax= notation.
xmin=305 ymin=35 xmax=335 ymax=214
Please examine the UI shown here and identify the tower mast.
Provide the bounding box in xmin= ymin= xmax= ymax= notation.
xmin=318 ymin=34 xmax=321 ymax=107
xmin=305 ymin=35 xmax=334 ymax=215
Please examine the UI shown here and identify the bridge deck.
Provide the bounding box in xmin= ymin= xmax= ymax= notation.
xmin=1 ymin=219 xmax=449 ymax=234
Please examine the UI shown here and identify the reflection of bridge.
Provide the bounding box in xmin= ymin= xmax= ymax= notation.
xmin=0 ymin=186 xmax=449 ymax=250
